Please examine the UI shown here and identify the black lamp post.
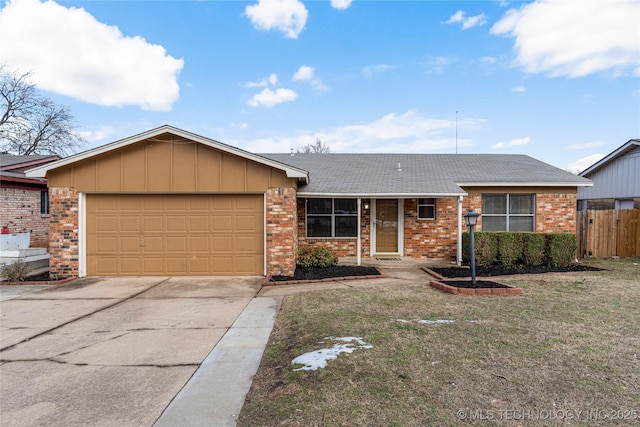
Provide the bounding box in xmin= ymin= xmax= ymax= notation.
xmin=464 ymin=209 xmax=481 ymax=285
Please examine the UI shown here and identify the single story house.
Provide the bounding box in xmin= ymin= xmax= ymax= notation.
xmin=1 ymin=154 xmax=61 ymax=247
xmin=577 ymin=139 xmax=640 ymax=210
xmin=26 ymin=125 xmax=592 ymax=279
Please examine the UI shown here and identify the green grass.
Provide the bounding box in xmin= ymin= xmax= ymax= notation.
xmin=238 ymin=258 xmax=640 ymax=426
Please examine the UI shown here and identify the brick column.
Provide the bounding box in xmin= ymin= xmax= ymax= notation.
xmin=49 ymin=187 xmax=79 ymax=279
xmin=266 ymin=187 xmax=297 ymax=276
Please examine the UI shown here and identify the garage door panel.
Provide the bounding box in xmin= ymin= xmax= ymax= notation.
xmin=87 ymin=194 xmax=264 ymax=276
xmin=166 ymin=216 xmax=187 ymax=232
xmin=189 ymin=216 xmax=209 ymax=231
xmin=119 ymin=237 xmax=140 ymax=253
xmin=212 ymin=216 xmax=233 ymax=231
xmin=166 ymin=236 xmax=187 ymax=252
xmin=143 ymin=237 xmax=164 ymax=252
xmin=95 ymin=216 xmax=117 ymax=233
xmin=143 ymin=216 xmax=164 ymax=232
xmin=120 ymin=216 xmax=140 ymax=232
xmin=189 ymin=236 xmax=209 ymax=252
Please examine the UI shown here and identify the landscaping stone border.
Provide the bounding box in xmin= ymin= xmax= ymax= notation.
xmin=263 ymin=273 xmax=387 ymax=286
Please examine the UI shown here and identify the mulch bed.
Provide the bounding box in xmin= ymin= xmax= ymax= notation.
xmin=270 ymin=266 xmax=381 ymax=282
xmin=429 ymin=263 xmax=603 ymax=278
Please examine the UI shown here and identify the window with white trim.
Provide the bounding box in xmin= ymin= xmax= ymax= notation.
xmin=418 ymin=198 xmax=436 ymax=220
xmin=482 ymin=194 xmax=535 ymax=232
xmin=306 ymin=198 xmax=358 ymax=237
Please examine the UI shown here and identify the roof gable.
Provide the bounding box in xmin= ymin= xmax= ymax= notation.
xmin=579 ymin=139 xmax=640 ymax=177
xmin=25 ymin=125 xmax=308 ymax=182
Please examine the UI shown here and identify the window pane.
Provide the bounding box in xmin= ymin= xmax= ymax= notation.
xmin=307 ymin=216 xmax=332 ymax=237
xmin=509 ymin=216 xmax=534 ymax=232
xmin=335 ymin=216 xmax=357 ymax=237
xmin=482 ymin=216 xmax=506 ymax=231
xmin=418 ymin=198 xmax=435 ymax=205
xmin=483 ymin=194 xmax=506 ymax=214
xmin=510 ymin=194 xmax=534 ymax=214
xmin=335 ymin=199 xmax=357 ymax=214
xmin=40 ymin=191 xmax=49 ymax=215
xmin=418 ymin=205 xmax=435 ymax=219
xmin=308 ymin=198 xmax=332 ymax=214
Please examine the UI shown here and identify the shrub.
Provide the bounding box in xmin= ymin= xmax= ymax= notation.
xmin=474 ymin=232 xmax=498 ymax=266
xmin=522 ymin=233 xmax=546 ymax=266
xmin=497 ymin=232 xmax=521 ymax=266
xmin=546 ymin=233 xmax=577 ymax=267
xmin=297 ymin=246 xmax=338 ymax=268
xmin=1 ymin=259 xmax=31 ymax=282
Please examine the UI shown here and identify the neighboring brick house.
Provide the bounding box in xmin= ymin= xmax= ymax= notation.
xmin=26 ymin=126 xmax=592 ymax=279
xmin=1 ymin=154 xmax=60 ymax=247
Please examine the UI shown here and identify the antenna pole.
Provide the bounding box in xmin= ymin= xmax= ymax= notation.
xmin=455 ymin=110 xmax=458 ymax=154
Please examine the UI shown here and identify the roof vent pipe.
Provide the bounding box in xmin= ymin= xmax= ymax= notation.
xmin=290 ymin=148 xmax=294 ymax=156
xmin=397 ymin=162 xmax=402 ymax=172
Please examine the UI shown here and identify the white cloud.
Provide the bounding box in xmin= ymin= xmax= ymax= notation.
xmin=330 ymin=0 xmax=353 ymax=10
xmin=491 ymin=0 xmax=640 ymax=77
xmin=245 ymin=0 xmax=308 ymax=39
xmin=239 ymin=110 xmax=484 ymax=153
xmin=292 ymin=65 xmax=327 ymax=91
xmin=491 ymin=137 xmax=531 ymax=149
xmin=445 ymin=10 xmax=487 ymax=30
xmin=293 ymin=65 xmax=314 ymax=81
xmin=566 ymin=140 xmax=607 ymax=150
xmin=421 ymin=57 xmax=451 ymax=74
xmin=246 ymin=73 xmax=279 ymax=88
xmin=248 ymin=87 xmax=297 ymax=107
xmin=566 ymin=153 xmax=606 ymax=174
xmin=0 ymin=0 xmax=183 ymax=111
xmin=511 ymin=86 xmax=526 ymax=92
xmin=78 ymin=126 xmax=116 ymax=143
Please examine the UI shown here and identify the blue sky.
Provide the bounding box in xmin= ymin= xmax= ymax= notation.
xmin=1 ymin=0 xmax=638 ymax=173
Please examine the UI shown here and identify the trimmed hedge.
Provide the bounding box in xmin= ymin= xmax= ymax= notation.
xmin=462 ymin=232 xmax=577 ymax=267
xmin=546 ymin=233 xmax=578 ymax=267
xmin=297 ymin=246 xmax=338 ymax=268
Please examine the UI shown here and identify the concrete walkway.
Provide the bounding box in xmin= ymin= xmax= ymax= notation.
xmin=1 ymin=268 xmax=435 ymax=427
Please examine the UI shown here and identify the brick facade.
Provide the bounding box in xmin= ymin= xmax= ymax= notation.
xmin=0 ymin=187 xmax=50 ymax=247
xmin=266 ymin=187 xmax=298 ymax=276
xmin=48 ymin=187 xmax=80 ymax=279
xmin=297 ymin=192 xmax=577 ymax=263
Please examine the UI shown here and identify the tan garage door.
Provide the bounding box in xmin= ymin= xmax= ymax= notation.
xmin=86 ymin=194 xmax=264 ymax=276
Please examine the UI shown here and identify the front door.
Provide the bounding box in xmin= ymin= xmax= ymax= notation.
xmin=375 ymin=199 xmax=398 ymax=253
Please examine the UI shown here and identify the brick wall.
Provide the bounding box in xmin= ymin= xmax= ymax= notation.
xmin=48 ymin=187 xmax=79 ymax=279
xmin=266 ymin=187 xmax=298 ymax=276
xmin=535 ymin=193 xmax=577 ymax=233
xmin=404 ymin=197 xmax=459 ymax=260
xmin=0 ymin=187 xmax=50 ymax=247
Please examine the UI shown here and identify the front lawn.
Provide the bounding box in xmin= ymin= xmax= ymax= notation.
xmin=239 ymin=258 xmax=640 ymax=426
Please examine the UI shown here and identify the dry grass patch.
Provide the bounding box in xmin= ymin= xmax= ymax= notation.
xmin=239 ymin=258 xmax=640 ymax=426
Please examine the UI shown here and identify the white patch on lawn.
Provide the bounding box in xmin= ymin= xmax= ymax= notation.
xmin=291 ymin=337 xmax=373 ymax=371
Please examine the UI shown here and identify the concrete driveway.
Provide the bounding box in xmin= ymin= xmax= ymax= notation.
xmin=0 ymin=276 xmax=281 ymax=427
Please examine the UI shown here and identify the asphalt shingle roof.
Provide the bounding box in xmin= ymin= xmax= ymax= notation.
xmin=263 ymin=153 xmax=591 ymax=196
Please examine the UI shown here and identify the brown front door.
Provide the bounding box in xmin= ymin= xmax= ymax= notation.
xmin=375 ymin=199 xmax=398 ymax=253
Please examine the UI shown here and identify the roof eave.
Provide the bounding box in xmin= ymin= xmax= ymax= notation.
xmin=25 ymin=125 xmax=310 ymax=183
xmin=457 ymin=181 xmax=593 ymax=188
xmin=296 ymin=191 xmax=467 ymax=198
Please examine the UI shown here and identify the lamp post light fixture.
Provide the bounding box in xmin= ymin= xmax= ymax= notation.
xmin=463 ymin=209 xmax=481 ymax=286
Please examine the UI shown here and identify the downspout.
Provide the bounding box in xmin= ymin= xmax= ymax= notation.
xmin=457 ymin=195 xmax=463 ymax=266
xmin=357 ymin=198 xmax=362 ymax=266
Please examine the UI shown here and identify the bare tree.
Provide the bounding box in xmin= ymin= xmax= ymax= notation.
xmin=297 ymin=138 xmax=332 ymax=154
xmin=1 ymin=67 xmax=84 ymax=156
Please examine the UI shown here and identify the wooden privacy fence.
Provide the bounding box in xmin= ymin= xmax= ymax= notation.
xmin=577 ymin=209 xmax=640 ymax=259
